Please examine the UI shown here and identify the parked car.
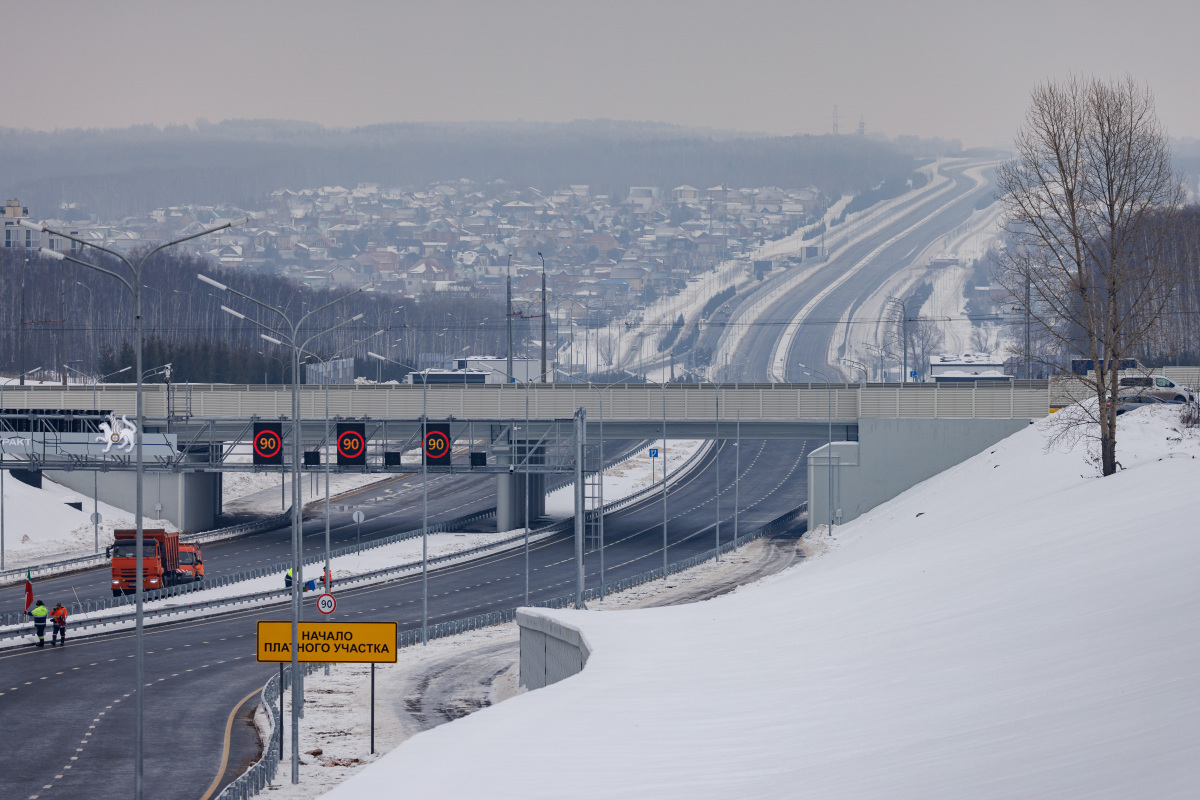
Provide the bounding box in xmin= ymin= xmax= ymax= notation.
xmin=1115 ymin=394 xmax=1169 ymax=415
xmin=1117 ymin=375 xmax=1195 ymax=403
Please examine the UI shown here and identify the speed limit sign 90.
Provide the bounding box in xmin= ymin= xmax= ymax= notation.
xmin=317 ymin=593 xmax=337 ymax=615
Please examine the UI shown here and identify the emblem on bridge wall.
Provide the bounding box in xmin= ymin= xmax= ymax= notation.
xmin=96 ymin=413 xmax=137 ymax=454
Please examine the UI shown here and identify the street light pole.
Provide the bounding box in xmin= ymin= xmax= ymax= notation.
xmin=368 ymin=352 xmax=430 ymax=640
xmin=202 ymin=273 xmax=361 ymax=784
xmin=32 ymin=216 xmax=242 ymax=800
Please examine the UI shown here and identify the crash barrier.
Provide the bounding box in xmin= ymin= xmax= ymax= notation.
xmin=0 ymin=511 xmax=291 ymax=589
xmin=0 ymin=507 xmax=499 ymax=630
xmin=214 ymin=659 xmax=328 ymax=800
xmin=208 ymin=499 xmax=808 ymax=799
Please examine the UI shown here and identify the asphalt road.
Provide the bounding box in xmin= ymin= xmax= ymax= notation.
xmin=729 ymin=161 xmax=992 ymax=382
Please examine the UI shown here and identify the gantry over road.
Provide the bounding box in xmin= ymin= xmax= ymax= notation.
xmin=3 ymin=380 xmax=1050 ymax=444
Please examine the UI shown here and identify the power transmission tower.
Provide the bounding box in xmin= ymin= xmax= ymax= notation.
xmin=857 ymin=115 xmax=865 ymax=136
xmin=832 ymin=105 xmax=839 ymax=135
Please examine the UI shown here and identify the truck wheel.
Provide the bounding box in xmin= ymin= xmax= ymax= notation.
xmin=1175 ymin=395 xmax=1186 ymax=403
xmin=113 ymin=590 xmax=121 ymax=598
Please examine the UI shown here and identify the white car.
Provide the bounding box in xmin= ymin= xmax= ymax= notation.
xmin=1117 ymin=375 xmax=1195 ymax=403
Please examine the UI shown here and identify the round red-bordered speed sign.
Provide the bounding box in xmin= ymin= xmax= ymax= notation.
xmin=254 ymin=430 xmax=282 ymax=459
xmin=424 ymin=429 xmax=450 ymax=459
xmin=316 ymin=593 xmax=336 ymax=615
xmin=337 ymin=430 xmax=365 ymax=459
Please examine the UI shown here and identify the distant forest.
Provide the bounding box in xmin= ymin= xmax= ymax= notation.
xmin=0 ymin=120 xmax=950 ymax=220
xmin=0 ymin=248 xmax=515 ymax=385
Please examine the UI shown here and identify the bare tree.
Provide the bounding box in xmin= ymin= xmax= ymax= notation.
xmin=906 ymin=318 xmax=945 ymax=380
xmin=996 ymin=75 xmax=1183 ymax=476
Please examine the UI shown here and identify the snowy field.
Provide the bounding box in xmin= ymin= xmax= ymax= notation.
xmin=320 ymin=404 xmax=1200 ymax=799
xmin=0 ymin=475 xmax=177 ymax=565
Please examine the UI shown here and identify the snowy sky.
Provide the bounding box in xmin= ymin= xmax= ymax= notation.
xmin=6 ymin=0 xmax=1199 ymax=147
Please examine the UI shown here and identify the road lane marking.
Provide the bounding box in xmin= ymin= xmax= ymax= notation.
xmin=200 ymin=686 xmax=267 ymax=800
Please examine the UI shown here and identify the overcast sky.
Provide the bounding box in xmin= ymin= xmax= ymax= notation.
xmin=5 ymin=0 xmax=1197 ymax=148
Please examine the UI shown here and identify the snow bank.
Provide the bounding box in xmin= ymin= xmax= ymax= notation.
xmin=0 ymin=473 xmax=176 ymax=564
xmin=321 ymin=404 xmax=1200 ymax=799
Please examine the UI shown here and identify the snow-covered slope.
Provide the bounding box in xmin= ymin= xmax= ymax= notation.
xmin=0 ymin=474 xmax=176 ymax=564
xmin=320 ymin=405 xmax=1200 ymax=799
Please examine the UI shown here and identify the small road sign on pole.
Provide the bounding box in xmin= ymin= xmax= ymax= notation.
xmin=90 ymin=512 xmax=103 ymax=524
xmin=352 ymin=510 xmax=365 ymax=546
xmin=317 ymin=593 xmax=336 ymax=615
xmin=649 ymin=448 xmax=659 ymax=458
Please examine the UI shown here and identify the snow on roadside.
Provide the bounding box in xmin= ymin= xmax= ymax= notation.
xmin=321 ymin=404 xmax=1200 ymax=798
xmin=222 ymin=444 xmax=397 ymax=514
xmin=0 ymin=473 xmax=176 ymax=565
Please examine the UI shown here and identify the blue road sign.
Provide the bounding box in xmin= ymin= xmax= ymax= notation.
xmin=649 ymin=448 xmax=659 ymax=458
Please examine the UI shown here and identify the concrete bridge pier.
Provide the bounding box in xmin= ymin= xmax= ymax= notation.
xmin=494 ymin=435 xmax=545 ymax=533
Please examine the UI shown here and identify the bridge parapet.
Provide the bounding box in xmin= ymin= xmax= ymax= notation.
xmin=1 ymin=380 xmax=1049 ymax=422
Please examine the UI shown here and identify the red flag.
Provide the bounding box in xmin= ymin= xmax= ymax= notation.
xmin=24 ymin=569 xmax=33 ymax=612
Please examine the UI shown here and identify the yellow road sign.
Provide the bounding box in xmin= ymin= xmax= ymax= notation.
xmin=256 ymin=621 xmax=398 ymax=663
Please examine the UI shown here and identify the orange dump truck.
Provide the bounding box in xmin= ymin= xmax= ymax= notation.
xmin=108 ymin=529 xmax=181 ymax=597
xmin=178 ymin=542 xmax=204 ymax=582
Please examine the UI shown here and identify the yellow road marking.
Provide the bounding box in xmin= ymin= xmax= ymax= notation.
xmin=199 ymin=687 xmax=261 ymax=800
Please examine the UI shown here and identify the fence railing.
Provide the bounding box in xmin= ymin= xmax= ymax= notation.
xmin=214 ymin=659 xmax=328 ymax=800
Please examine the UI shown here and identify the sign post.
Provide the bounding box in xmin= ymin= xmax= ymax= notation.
xmin=258 ymin=620 xmax=397 ymax=757
xmin=352 ymin=510 xmax=365 ymax=546
xmin=316 ymin=593 xmax=336 ymax=615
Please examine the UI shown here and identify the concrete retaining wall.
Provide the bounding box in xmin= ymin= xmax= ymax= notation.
xmin=45 ymin=469 xmax=219 ymax=533
xmin=808 ymin=417 xmax=1032 ymax=526
xmin=517 ymin=609 xmax=591 ymax=691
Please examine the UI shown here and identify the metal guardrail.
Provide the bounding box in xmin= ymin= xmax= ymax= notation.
xmin=0 ymin=511 xmax=292 ymax=588
xmin=215 ymin=659 xmax=328 ymax=800
xmin=0 ymin=507 xmax=499 ymax=629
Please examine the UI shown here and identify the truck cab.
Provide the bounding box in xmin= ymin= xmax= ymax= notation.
xmin=108 ymin=529 xmax=181 ymax=597
xmin=178 ymin=543 xmax=204 ymax=582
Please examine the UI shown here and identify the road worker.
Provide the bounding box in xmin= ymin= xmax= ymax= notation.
xmin=50 ymin=603 xmax=68 ymax=646
xmin=285 ymin=568 xmax=293 ymax=589
xmin=26 ymin=600 xmax=48 ymax=648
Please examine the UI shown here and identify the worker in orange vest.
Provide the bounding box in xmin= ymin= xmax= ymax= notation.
xmin=50 ymin=604 xmax=68 ymax=646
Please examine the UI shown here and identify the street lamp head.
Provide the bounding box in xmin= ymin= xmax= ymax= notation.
xmin=260 ymin=333 xmax=283 ymax=346
xmin=220 ymin=305 xmax=246 ymax=320
xmin=197 ymin=273 xmax=228 ymax=291
xmin=351 ymin=313 xmax=365 ymax=322
xmin=19 ymin=219 xmax=44 ymax=232
xmin=39 ymin=247 xmax=65 ymax=262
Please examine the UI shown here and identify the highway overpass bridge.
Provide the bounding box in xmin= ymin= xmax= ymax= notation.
xmin=1 ymin=381 xmax=1049 ymax=530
